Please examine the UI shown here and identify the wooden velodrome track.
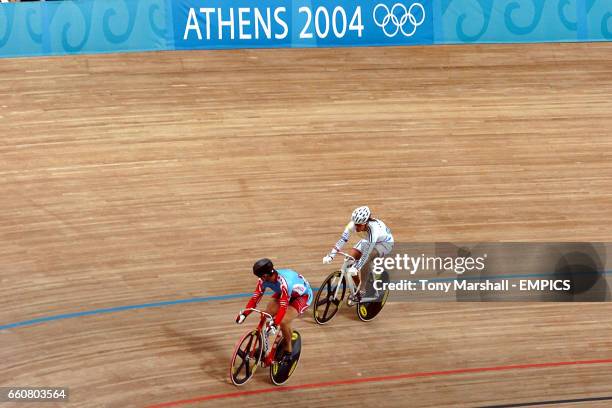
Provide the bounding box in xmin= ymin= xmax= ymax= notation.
xmin=2 ymin=42 xmax=612 ymax=408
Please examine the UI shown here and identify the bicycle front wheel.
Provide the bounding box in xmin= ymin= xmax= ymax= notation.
xmin=230 ymin=329 xmax=263 ymax=386
xmin=313 ymin=271 xmax=346 ymax=324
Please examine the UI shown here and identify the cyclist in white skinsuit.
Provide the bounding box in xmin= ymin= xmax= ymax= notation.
xmin=323 ymin=206 xmax=394 ymax=301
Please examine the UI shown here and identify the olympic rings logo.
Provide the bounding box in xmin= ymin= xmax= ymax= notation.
xmin=373 ymin=2 xmax=426 ymax=38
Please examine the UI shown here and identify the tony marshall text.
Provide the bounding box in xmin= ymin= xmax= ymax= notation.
xmin=375 ymin=279 xmax=571 ymax=292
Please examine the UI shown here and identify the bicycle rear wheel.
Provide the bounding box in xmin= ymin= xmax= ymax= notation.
xmin=357 ymin=270 xmax=390 ymax=322
xmin=313 ymin=271 xmax=346 ymax=324
xmin=229 ymin=329 xmax=263 ymax=386
xmin=270 ymin=330 xmax=302 ymax=385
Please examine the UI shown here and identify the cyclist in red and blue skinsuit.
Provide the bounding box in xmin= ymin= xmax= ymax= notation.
xmin=236 ymin=258 xmax=313 ymax=362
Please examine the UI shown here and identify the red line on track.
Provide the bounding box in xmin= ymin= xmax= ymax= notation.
xmin=146 ymin=358 xmax=612 ymax=408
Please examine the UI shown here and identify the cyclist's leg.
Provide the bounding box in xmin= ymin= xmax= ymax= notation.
xmin=351 ymin=240 xmax=368 ymax=288
xmin=358 ymin=248 xmax=381 ymax=294
xmin=343 ymin=247 xmax=361 ymax=287
xmin=357 ymin=241 xmax=394 ymax=295
xmin=266 ymin=294 xmax=298 ymax=353
xmin=265 ymin=296 xmax=290 ymax=358
xmin=280 ymin=294 xmax=309 ymax=353
xmin=279 ymin=306 xmax=298 ymax=353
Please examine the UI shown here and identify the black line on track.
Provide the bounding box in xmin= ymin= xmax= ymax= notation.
xmin=478 ymin=395 xmax=612 ymax=407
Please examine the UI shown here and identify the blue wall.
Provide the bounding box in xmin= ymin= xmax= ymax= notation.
xmin=0 ymin=0 xmax=173 ymax=57
xmin=0 ymin=0 xmax=610 ymax=58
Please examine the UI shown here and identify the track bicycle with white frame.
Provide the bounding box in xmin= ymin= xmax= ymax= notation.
xmin=313 ymin=251 xmax=390 ymax=324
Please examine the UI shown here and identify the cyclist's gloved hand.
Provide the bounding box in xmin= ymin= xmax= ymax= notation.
xmin=323 ymin=254 xmax=335 ymax=264
xmin=235 ymin=313 xmax=246 ymax=324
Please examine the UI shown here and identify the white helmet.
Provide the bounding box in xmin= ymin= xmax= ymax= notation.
xmin=351 ymin=206 xmax=371 ymax=224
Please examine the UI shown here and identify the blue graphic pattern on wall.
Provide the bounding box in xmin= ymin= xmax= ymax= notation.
xmin=438 ymin=0 xmax=611 ymax=43
xmin=0 ymin=0 xmax=609 ymax=58
xmin=0 ymin=0 xmax=173 ymax=57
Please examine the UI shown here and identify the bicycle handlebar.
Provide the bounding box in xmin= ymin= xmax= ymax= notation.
xmin=241 ymin=308 xmax=274 ymax=321
xmin=335 ymin=251 xmax=355 ymax=261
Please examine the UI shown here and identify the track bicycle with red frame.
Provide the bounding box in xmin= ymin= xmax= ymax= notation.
xmin=230 ymin=308 xmax=302 ymax=386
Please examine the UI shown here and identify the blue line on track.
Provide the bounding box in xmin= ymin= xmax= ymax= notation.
xmin=0 ymin=292 xmax=253 ymax=331
xmin=1 ymin=270 xmax=610 ymax=331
